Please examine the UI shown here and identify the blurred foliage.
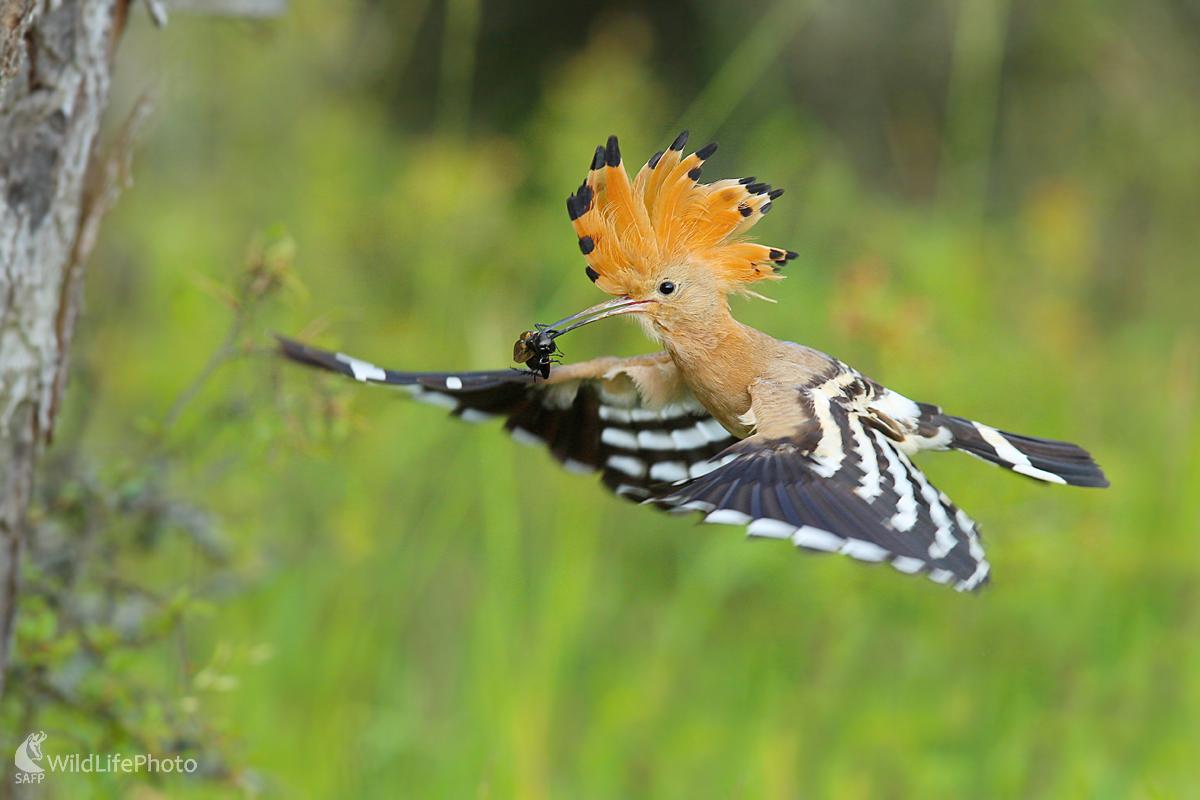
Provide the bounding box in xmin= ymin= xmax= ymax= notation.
xmin=6 ymin=0 xmax=1200 ymax=796
xmin=2 ymin=234 xmax=302 ymax=796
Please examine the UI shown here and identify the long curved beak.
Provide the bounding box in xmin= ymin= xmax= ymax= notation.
xmin=545 ymin=296 xmax=652 ymax=337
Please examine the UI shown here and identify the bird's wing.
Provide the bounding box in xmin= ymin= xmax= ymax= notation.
xmin=276 ymin=336 xmax=738 ymax=502
xmin=652 ymin=374 xmax=991 ymax=592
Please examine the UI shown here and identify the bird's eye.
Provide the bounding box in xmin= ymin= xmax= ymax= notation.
xmin=658 ymin=281 xmax=676 ymax=295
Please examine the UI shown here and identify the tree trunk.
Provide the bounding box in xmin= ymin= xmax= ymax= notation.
xmin=0 ymin=0 xmax=119 ymax=705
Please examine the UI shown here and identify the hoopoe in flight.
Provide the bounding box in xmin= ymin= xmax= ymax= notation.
xmin=278 ymin=131 xmax=1107 ymax=592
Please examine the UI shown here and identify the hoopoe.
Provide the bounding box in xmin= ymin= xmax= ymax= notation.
xmin=278 ymin=131 xmax=1108 ymax=592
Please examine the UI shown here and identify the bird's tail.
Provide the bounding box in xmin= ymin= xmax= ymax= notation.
xmin=933 ymin=414 xmax=1109 ymax=488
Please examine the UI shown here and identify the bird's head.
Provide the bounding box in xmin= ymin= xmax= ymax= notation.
xmin=548 ymin=132 xmax=796 ymax=342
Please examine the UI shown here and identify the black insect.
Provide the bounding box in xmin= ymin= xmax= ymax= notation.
xmin=513 ymin=323 xmax=562 ymax=380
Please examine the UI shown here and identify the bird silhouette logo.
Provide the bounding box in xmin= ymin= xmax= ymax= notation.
xmin=14 ymin=731 xmax=47 ymax=774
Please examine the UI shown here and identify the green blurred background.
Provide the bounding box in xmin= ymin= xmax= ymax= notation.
xmin=39 ymin=0 xmax=1200 ymax=795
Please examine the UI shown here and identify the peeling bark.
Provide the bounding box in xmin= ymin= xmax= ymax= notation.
xmin=0 ymin=0 xmax=119 ymax=704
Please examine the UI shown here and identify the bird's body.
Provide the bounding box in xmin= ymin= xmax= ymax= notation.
xmin=280 ymin=132 xmax=1107 ymax=592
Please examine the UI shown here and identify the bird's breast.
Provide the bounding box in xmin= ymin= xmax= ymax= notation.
xmin=664 ymin=343 xmax=766 ymax=439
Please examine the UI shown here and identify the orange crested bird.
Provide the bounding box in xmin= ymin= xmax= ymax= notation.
xmin=278 ymin=131 xmax=1108 ymax=592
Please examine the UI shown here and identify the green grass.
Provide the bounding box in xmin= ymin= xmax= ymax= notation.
xmin=32 ymin=0 xmax=1200 ymax=796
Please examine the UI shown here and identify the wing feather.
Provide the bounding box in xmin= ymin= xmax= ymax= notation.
xmin=655 ymin=377 xmax=991 ymax=592
xmin=276 ymin=335 xmax=738 ymax=505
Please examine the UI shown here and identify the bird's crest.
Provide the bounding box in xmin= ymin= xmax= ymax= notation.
xmin=566 ymin=131 xmax=796 ymax=298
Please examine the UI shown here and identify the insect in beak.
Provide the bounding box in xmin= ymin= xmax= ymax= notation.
xmin=513 ymin=323 xmax=561 ymax=379
xmin=512 ymin=297 xmax=652 ymax=379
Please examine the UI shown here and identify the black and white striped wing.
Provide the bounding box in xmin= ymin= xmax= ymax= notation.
xmin=800 ymin=349 xmax=1108 ymax=488
xmin=655 ymin=385 xmax=991 ymax=592
xmin=276 ymin=336 xmax=738 ymax=503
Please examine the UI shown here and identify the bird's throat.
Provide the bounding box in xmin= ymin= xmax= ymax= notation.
xmin=658 ymin=309 xmax=772 ymax=437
